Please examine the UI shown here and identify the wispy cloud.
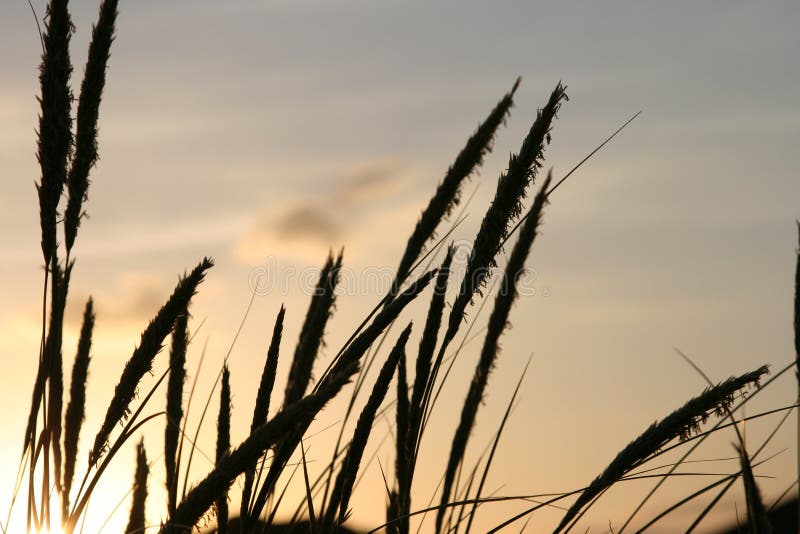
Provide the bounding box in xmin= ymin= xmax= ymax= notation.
xmin=65 ymin=272 xmax=171 ymax=330
xmin=234 ymin=159 xmax=416 ymax=263
xmin=334 ymin=160 xmax=405 ymax=204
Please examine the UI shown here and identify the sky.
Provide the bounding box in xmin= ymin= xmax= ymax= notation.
xmin=1 ymin=1 xmax=799 ymax=532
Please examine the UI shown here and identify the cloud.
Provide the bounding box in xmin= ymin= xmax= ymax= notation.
xmin=233 ymin=159 xmax=418 ymax=264
xmin=272 ymin=204 xmax=343 ymax=242
xmin=65 ymin=272 xmax=168 ymax=329
xmin=335 ymin=160 xmax=405 ymax=204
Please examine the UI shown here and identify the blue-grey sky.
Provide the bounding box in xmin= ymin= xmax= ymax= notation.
xmin=1 ymin=1 xmax=799 ymax=532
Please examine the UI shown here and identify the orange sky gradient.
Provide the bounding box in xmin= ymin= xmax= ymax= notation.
xmin=1 ymin=1 xmax=799 ymax=532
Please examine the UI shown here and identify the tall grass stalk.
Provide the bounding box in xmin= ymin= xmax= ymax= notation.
xmin=124 ymin=439 xmax=148 ymax=534
xmin=165 ymin=311 xmax=188 ymax=516
xmin=436 ymin=172 xmax=552 ymax=531
xmin=325 ymin=324 xmax=413 ymax=528
xmin=241 ymin=305 xmax=285 ymax=520
xmin=62 ymin=298 xmax=94 ymax=517
xmin=285 ymin=252 xmax=342 ymax=406
xmin=215 ymin=366 xmax=231 ymax=534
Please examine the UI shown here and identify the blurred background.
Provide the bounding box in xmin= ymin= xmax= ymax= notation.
xmin=1 ymin=1 xmax=799 ymax=531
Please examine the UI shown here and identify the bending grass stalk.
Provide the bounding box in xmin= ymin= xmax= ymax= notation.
xmin=317 ymin=269 xmax=438 ymax=393
xmin=90 ymin=257 xmax=213 ymax=465
xmin=648 ymin=408 xmax=792 ymax=533
xmin=442 ymin=83 xmax=566 ymax=351
xmin=124 ymin=439 xmax=148 ymax=534
xmin=325 ymin=324 xmax=412 ymax=528
xmin=552 ymin=365 xmax=769 ymax=533
xmin=617 ymin=360 xmax=797 ymax=533
xmin=62 ymin=298 xmax=95 ymax=517
xmin=392 ymin=78 xmax=520 ymax=292
xmin=436 ymin=173 xmax=552 ymax=532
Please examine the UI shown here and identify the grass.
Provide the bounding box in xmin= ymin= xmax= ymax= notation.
xmin=8 ymin=1 xmax=798 ymax=533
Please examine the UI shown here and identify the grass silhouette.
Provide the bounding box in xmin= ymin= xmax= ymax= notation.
xmin=9 ymin=1 xmax=798 ymax=533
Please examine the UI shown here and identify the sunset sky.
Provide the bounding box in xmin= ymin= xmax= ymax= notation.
xmin=1 ymin=1 xmax=799 ymax=532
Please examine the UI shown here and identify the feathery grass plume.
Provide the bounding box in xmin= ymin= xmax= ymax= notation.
xmin=325 ymin=324 xmax=412 ymax=528
xmin=62 ymin=297 xmax=95 ymax=516
xmin=125 ymin=439 xmax=149 ymax=534
xmin=285 ymin=251 xmax=342 ymax=406
xmin=241 ymin=305 xmax=285 ymax=521
xmin=165 ymin=310 xmax=188 ymax=516
xmin=64 ymin=0 xmax=118 ymax=253
xmin=90 ymin=257 xmax=214 ymax=465
xmin=36 ymin=0 xmax=74 ymax=264
xmin=436 ymin=173 xmax=552 ymax=531
xmin=443 ymin=83 xmax=566 ymax=348
xmin=736 ymin=444 xmax=772 ymax=534
xmin=391 ymin=79 xmax=520 ymax=291
xmin=553 ymin=365 xmax=769 ymax=533
xmin=163 ymin=364 xmax=356 ymax=534
xmin=247 ymin=270 xmax=437 ymax=526
xmin=216 ymin=366 xmax=231 ymax=534
xmin=393 ymin=339 xmax=410 ymax=534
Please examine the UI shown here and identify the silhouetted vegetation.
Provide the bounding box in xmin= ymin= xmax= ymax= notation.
xmin=10 ymin=1 xmax=798 ymax=533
